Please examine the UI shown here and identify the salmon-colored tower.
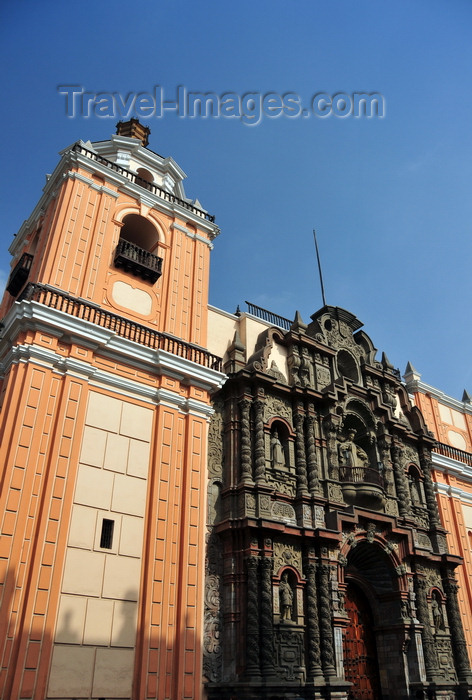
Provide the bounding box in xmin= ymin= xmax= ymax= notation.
xmin=0 ymin=120 xmax=224 ymax=700
xmin=405 ymin=363 xmax=472 ymax=663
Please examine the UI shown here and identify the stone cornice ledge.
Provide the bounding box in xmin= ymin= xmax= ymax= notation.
xmin=0 ymin=300 xmax=227 ymax=394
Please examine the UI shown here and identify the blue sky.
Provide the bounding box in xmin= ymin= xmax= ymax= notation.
xmin=2 ymin=0 xmax=472 ymax=398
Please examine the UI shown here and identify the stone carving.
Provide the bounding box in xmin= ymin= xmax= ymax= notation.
xmin=273 ymin=542 xmax=302 ymax=574
xmin=203 ymin=531 xmax=223 ymax=682
xmin=267 ymin=360 xmax=286 ymax=383
xmin=266 ymin=471 xmax=296 ymax=497
xmin=245 ymin=556 xmax=261 ymax=675
xmin=270 ymin=430 xmax=286 ymax=468
xmin=275 ymin=628 xmax=305 ymax=681
xmin=293 ymin=411 xmax=309 ymax=495
xmin=328 ymin=482 xmax=345 ymax=503
xmin=317 ymin=563 xmax=336 ymax=675
xmin=337 ymin=428 xmax=369 ymax=468
xmin=253 ymin=399 xmax=266 ymax=483
xmin=271 ymin=501 xmax=296 ymax=524
xmin=208 ymin=400 xmax=224 ymax=479
xmin=279 ymin=572 xmax=294 ymax=621
xmin=316 ymin=364 xmax=331 ymax=389
xmin=260 ymin=557 xmax=274 ymax=674
xmin=431 ymin=595 xmax=445 ymax=633
xmin=264 ymin=395 xmax=292 ymax=422
xmin=238 ymin=398 xmax=253 ymax=483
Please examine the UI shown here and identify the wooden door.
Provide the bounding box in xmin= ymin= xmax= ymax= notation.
xmin=343 ymin=583 xmax=382 ymax=699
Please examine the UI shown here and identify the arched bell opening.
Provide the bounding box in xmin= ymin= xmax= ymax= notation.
xmin=114 ymin=214 xmax=162 ymax=283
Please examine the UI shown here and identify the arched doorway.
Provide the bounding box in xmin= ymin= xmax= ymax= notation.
xmin=343 ymin=582 xmax=382 ymax=699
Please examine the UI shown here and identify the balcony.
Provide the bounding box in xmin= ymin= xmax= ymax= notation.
xmin=339 ymin=465 xmax=386 ymax=510
xmin=114 ymin=239 xmax=162 ymax=283
xmin=6 ymin=253 xmax=34 ymax=296
xmin=18 ymin=283 xmax=222 ymax=371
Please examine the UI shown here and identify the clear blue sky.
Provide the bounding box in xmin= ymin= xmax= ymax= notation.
xmin=2 ymin=0 xmax=472 ymax=398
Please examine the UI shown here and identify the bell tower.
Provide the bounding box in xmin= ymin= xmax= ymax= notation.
xmin=0 ymin=122 xmax=225 ymax=700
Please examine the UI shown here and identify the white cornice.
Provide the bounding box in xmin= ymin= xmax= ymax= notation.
xmin=434 ymin=480 xmax=472 ymax=506
xmin=66 ymin=171 xmax=119 ymax=198
xmin=0 ymin=299 xmax=226 ymax=394
xmin=432 ymin=451 xmax=472 ymax=484
xmin=405 ymin=378 xmax=472 ymax=415
xmin=0 ymin=341 xmax=216 ymax=419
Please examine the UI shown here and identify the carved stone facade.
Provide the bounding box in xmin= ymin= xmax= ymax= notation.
xmin=204 ymin=306 xmax=472 ymax=699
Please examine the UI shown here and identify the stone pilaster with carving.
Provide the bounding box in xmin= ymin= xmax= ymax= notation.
xmin=203 ymin=531 xmax=223 ymax=683
xmin=245 ymin=556 xmax=261 ymax=677
xmin=293 ymin=408 xmax=309 ymax=496
xmin=305 ymin=409 xmax=320 ymax=495
xmin=419 ymin=448 xmax=440 ymax=529
xmin=443 ymin=570 xmax=472 ymax=682
xmin=288 ymin=345 xmax=301 ymax=386
xmin=253 ymin=398 xmax=266 ymax=483
xmin=323 ymin=415 xmax=339 ymax=481
xmin=391 ymin=445 xmax=411 ymax=517
xmin=304 ymin=562 xmax=324 ymax=681
xmin=414 ymin=576 xmax=439 ymax=679
xmin=260 ymin=556 xmax=275 ymax=677
xmin=318 ymin=562 xmax=336 ymax=677
xmin=239 ymin=398 xmax=253 ymax=484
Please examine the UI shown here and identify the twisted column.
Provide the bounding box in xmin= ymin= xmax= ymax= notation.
xmin=414 ymin=576 xmax=439 ymax=679
xmin=260 ymin=557 xmax=275 ymax=676
xmin=443 ymin=571 xmax=472 ymax=681
xmin=392 ymin=445 xmax=411 ymax=517
xmin=239 ymin=398 xmax=253 ymax=483
xmin=245 ymin=556 xmax=261 ymax=676
xmin=317 ymin=563 xmax=336 ymax=677
xmin=419 ymin=449 xmax=440 ymax=528
xmin=253 ymin=399 xmax=266 ymax=483
xmin=305 ymin=411 xmax=320 ymax=495
xmin=305 ymin=563 xmax=323 ymax=680
xmin=294 ymin=411 xmax=309 ymax=496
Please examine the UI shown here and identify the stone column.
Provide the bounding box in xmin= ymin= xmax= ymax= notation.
xmin=392 ymin=445 xmax=411 ymax=518
xmin=238 ymin=398 xmax=253 ymax=484
xmin=305 ymin=562 xmax=324 ymax=681
xmin=245 ymin=556 xmax=261 ymax=677
xmin=324 ymin=416 xmax=339 ymax=480
xmin=305 ymin=409 xmax=320 ymax=495
xmin=253 ymin=399 xmax=266 ymax=484
xmin=419 ymin=449 xmax=440 ymax=528
xmin=293 ymin=408 xmax=309 ymax=496
xmin=443 ymin=571 xmax=472 ymax=683
xmin=318 ymin=562 xmax=336 ymax=677
xmin=260 ymin=556 xmax=275 ymax=677
xmin=414 ymin=576 xmax=439 ymax=680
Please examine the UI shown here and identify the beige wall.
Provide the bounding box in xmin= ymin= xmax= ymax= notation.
xmin=47 ymin=391 xmax=152 ymax=699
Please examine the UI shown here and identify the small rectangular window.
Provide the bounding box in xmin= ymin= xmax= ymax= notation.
xmin=100 ymin=518 xmax=114 ymax=549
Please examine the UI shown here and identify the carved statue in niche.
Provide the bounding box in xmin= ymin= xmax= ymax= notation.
xmin=271 ymin=430 xmax=286 ymax=469
xmin=432 ymin=593 xmax=445 ymax=633
xmin=337 ymin=428 xmax=369 ymax=468
xmin=279 ymin=572 xmax=294 ymax=621
xmin=408 ymin=469 xmax=422 ymax=505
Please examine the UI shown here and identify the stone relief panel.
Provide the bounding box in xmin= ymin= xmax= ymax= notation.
xmin=207 ymin=400 xmax=224 ymax=481
xmin=203 ymin=531 xmax=223 ymax=683
xmin=264 ymin=396 xmax=292 ymax=423
xmin=273 ymin=542 xmax=302 ymax=575
xmin=271 ymin=501 xmax=297 ymax=525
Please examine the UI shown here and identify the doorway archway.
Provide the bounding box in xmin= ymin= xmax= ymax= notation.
xmin=343 ymin=582 xmax=382 ymax=700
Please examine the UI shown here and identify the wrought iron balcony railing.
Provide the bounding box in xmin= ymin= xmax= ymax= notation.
xmin=114 ymin=239 xmax=163 ymax=283
xmin=17 ymin=283 xmax=222 ymax=371
xmin=6 ymin=253 xmax=34 ymax=297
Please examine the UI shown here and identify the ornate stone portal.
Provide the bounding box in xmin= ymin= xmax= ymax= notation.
xmin=204 ymin=305 xmax=472 ymax=699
